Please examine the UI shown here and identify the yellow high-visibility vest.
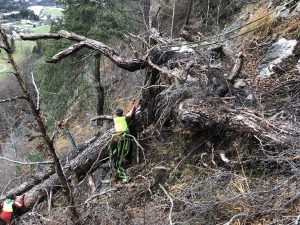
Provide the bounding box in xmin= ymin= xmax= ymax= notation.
xmin=114 ymin=116 xmax=128 ymax=132
xmin=3 ymin=199 xmax=13 ymax=212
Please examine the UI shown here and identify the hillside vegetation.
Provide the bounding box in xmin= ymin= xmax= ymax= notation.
xmin=0 ymin=0 xmax=300 ymax=224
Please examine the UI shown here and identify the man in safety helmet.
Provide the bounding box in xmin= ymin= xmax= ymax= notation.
xmin=0 ymin=193 xmax=24 ymax=224
xmin=111 ymin=99 xmax=137 ymax=181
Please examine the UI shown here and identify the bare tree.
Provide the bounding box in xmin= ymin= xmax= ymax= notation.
xmin=0 ymin=26 xmax=79 ymax=223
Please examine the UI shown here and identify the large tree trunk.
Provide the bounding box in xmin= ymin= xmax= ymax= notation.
xmin=10 ymin=130 xmax=112 ymax=213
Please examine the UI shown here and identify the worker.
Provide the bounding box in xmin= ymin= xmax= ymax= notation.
xmin=110 ymin=99 xmax=137 ymax=182
xmin=0 ymin=193 xmax=24 ymax=225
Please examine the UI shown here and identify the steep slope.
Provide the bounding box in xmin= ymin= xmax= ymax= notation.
xmin=3 ymin=0 xmax=300 ymax=224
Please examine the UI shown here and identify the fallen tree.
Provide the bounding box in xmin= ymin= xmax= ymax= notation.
xmin=18 ymin=130 xmax=111 ymax=211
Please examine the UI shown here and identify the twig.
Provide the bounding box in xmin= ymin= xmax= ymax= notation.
xmin=28 ymin=212 xmax=60 ymax=224
xmin=1 ymin=171 xmax=30 ymax=195
xmin=50 ymin=131 xmax=58 ymax=142
xmin=31 ymin=71 xmax=40 ymax=110
xmin=88 ymin=174 xmax=97 ymax=193
xmin=0 ymin=96 xmax=27 ymax=103
xmin=84 ymin=188 xmax=116 ymax=204
xmin=159 ymin=184 xmax=174 ymax=225
xmin=127 ymin=134 xmax=146 ymax=163
xmin=139 ymin=84 xmax=170 ymax=90
xmin=223 ymin=213 xmax=247 ymax=225
xmin=0 ymin=156 xmax=53 ymax=165
xmin=90 ymin=115 xmax=113 ymax=121
xmin=295 ymin=212 xmax=300 ymax=225
xmin=127 ymin=32 xmax=150 ymax=49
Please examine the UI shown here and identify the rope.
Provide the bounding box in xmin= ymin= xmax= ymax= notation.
xmin=110 ymin=131 xmax=131 ymax=182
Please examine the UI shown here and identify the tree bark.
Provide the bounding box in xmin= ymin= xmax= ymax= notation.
xmin=94 ymin=53 xmax=105 ymax=126
xmin=185 ymin=0 xmax=193 ymax=26
xmin=13 ymin=130 xmax=112 ymax=213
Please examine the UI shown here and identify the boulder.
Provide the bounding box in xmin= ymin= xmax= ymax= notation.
xmin=258 ymin=38 xmax=298 ymax=78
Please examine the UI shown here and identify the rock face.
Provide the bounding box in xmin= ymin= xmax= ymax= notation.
xmin=258 ymin=38 xmax=298 ymax=79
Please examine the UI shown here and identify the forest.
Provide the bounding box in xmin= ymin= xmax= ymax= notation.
xmin=0 ymin=0 xmax=300 ymax=224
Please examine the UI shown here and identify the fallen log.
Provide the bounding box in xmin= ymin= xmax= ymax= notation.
xmin=9 ymin=130 xmax=112 ymax=212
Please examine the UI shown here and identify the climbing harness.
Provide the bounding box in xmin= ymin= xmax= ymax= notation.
xmin=110 ymin=130 xmax=131 ymax=182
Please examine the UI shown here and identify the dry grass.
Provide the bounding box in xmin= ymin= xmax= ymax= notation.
xmin=54 ymin=135 xmax=71 ymax=156
xmin=277 ymin=14 xmax=300 ymax=38
xmin=240 ymin=6 xmax=276 ymax=41
xmin=54 ymin=119 xmax=96 ymax=155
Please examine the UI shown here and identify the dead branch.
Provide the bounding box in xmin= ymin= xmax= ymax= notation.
xmin=46 ymin=41 xmax=86 ymax=63
xmin=20 ymin=30 xmax=146 ymax=72
xmin=227 ymin=52 xmax=244 ymax=81
xmin=223 ymin=213 xmax=247 ymax=225
xmin=31 ymin=72 xmax=40 ymax=110
xmin=10 ymin=130 xmax=112 ymax=213
xmin=0 ymin=96 xmax=27 ymax=103
xmin=159 ymin=184 xmax=174 ymax=225
xmin=0 ymin=156 xmax=53 ymax=165
xmin=90 ymin=115 xmax=113 ymax=121
xmin=84 ymin=188 xmax=116 ymax=204
xmin=6 ymin=170 xmax=55 ymax=197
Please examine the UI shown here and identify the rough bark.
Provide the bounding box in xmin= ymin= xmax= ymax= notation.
xmin=6 ymin=170 xmax=55 ymax=197
xmin=15 ymin=130 xmax=112 ymax=212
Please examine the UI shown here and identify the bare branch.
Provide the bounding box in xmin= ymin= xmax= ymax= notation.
xmin=0 ymin=156 xmax=53 ymax=165
xmin=90 ymin=115 xmax=113 ymax=121
xmin=223 ymin=213 xmax=247 ymax=225
xmin=84 ymin=188 xmax=116 ymax=204
xmin=46 ymin=41 xmax=86 ymax=63
xmin=159 ymin=184 xmax=174 ymax=225
xmin=0 ymin=96 xmax=27 ymax=103
xmin=296 ymin=213 xmax=300 ymax=225
xmin=20 ymin=30 xmax=146 ymax=72
xmin=31 ymin=72 xmax=40 ymax=110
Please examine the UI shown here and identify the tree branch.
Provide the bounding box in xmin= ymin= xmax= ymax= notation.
xmin=159 ymin=184 xmax=174 ymax=225
xmin=31 ymin=72 xmax=40 ymax=110
xmin=0 ymin=96 xmax=27 ymax=103
xmin=20 ymin=30 xmax=146 ymax=72
xmin=0 ymin=156 xmax=53 ymax=165
xmin=46 ymin=41 xmax=86 ymax=63
xmin=90 ymin=115 xmax=113 ymax=121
